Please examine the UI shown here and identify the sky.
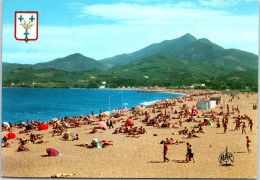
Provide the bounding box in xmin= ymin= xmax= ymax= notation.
xmin=2 ymin=0 xmax=259 ymax=64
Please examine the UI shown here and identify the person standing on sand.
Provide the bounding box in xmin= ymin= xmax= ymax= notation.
xmin=246 ymin=136 xmax=251 ymax=153
xmin=223 ymin=121 xmax=227 ymax=134
xmin=249 ymin=120 xmax=253 ymax=132
xmin=163 ymin=141 xmax=169 ymax=162
xmin=186 ymin=143 xmax=190 ymax=162
xmin=242 ymin=122 xmax=246 ymax=134
xmin=109 ymin=120 xmax=114 ymax=129
xmin=188 ymin=144 xmax=195 ymax=163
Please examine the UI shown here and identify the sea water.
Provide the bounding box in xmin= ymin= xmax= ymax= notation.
xmin=2 ymin=88 xmax=184 ymax=124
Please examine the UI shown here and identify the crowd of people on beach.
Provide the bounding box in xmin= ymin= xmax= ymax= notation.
xmin=1 ymin=90 xmax=256 ymax=166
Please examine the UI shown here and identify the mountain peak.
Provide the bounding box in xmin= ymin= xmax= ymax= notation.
xmin=67 ymin=53 xmax=85 ymax=58
xmin=180 ymin=33 xmax=197 ymax=41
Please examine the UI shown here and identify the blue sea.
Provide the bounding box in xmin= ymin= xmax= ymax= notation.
xmin=2 ymin=88 xmax=185 ymax=124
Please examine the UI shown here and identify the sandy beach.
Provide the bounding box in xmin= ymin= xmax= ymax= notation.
xmin=1 ymin=90 xmax=258 ymax=178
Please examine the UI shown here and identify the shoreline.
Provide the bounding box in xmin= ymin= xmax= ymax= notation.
xmin=3 ymin=88 xmax=187 ymax=125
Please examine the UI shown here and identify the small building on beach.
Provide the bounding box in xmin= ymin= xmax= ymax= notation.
xmin=210 ymin=97 xmax=221 ymax=105
xmin=197 ymin=101 xmax=209 ymax=110
xmin=197 ymin=100 xmax=217 ymax=110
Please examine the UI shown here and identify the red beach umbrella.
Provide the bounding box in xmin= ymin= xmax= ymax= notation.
xmin=193 ymin=109 xmax=199 ymax=114
xmin=38 ymin=123 xmax=48 ymax=130
xmin=126 ymin=119 xmax=134 ymax=126
xmin=7 ymin=132 xmax=16 ymax=139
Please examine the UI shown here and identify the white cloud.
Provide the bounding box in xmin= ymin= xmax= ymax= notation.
xmin=198 ymin=0 xmax=240 ymax=7
xmin=80 ymin=3 xmax=228 ymax=24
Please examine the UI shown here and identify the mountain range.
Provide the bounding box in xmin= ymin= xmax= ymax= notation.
xmin=100 ymin=33 xmax=258 ymax=70
xmin=3 ymin=33 xmax=258 ymax=72
xmin=2 ymin=33 xmax=258 ymax=91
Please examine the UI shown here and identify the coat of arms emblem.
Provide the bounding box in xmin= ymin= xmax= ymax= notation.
xmin=15 ymin=11 xmax=38 ymax=43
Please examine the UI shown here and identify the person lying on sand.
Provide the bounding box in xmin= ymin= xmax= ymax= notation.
xmin=33 ymin=140 xmax=48 ymax=144
xmin=74 ymin=143 xmax=93 ymax=148
xmin=89 ymin=128 xmax=98 ymax=134
xmin=187 ymin=132 xmax=200 ymax=139
xmin=18 ymin=144 xmax=30 ymax=151
xmin=18 ymin=129 xmax=29 ymax=134
xmin=101 ymin=140 xmax=113 ymax=148
xmin=2 ymin=136 xmax=10 ymax=147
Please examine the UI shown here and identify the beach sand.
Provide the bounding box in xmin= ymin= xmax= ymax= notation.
xmin=1 ymin=90 xmax=258 ymax=178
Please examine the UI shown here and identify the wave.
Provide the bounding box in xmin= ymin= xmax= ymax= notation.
xmin=141 ymin=100 xmax=159 ymax=106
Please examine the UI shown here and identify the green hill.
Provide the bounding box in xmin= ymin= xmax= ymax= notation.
xmin=100 ymin=34 xmax=258 ymax=70
xmin=2 ymin=62 xmax=32 ymax=72
xmin=34 ymin=53 xmax=109 ymax=72
xmin=100 ymin=33 xmax=197 ymax=67
xmin=104 ymin=54 xmax=237 ymax=80
xmin=3 ymin=54 xmax=257 ymax=91
xmin=3 ymin=53 xmax=110 ymax=72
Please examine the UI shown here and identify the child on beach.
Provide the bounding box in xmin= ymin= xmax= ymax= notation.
xmin=246 ymin=136 xmax=251 ymax=153
xmin=74 ymin=134 xmax=79 ymax=140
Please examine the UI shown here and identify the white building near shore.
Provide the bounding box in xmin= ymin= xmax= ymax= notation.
xmin=197 ymin=100 xmax=216 ymax=110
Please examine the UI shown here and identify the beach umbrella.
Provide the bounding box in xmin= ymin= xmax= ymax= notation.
xmin=204 ymin=118 xmax=213 ymax=126
xmin=193 ymin=109 xmax=199 ymax=114
xmin=58 ymin=124 xmax=63 ymax=129
xmin=7 ymin=132 xmax=16 ymax=139
xmin=63 ymin=132 xmax=75 ymax=140
xmin=38 ymin=123 xmax=48 ymax=130
xmin=46 ymin=148 xmax=59 ymax=157
xmin=98 ymin=121 xmax=107 ymax=129
xmin=64 ymin=122 xmax=71 ymax=128
xmin=21 ymin=122 xmax=26 ymax=125
xmin=2 ymin=122 xmax=10 ymax=128
xmin=91 ymin=138 xmax=102 ymax=148
xmin=136 ymin=106 xmax=142 ymax=111
xmin=126 ymin=119 xmax=134 ymax=126
xmin=88 ymin=116 xmax=98 ymax=122
xmin=204 ymin=118 xmax=211 ymax=122
xmin=103 ymin=111 xmax=110 ymax=117
xmin=205 ymin=120 xmax=213 ymax=126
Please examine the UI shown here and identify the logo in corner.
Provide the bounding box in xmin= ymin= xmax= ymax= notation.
xmin=15 ymin=11 xmax=38 ymax=43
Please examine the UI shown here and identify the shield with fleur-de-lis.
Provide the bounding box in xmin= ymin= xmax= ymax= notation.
xmin=15 ymin=12 xmax=38 ymax=43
